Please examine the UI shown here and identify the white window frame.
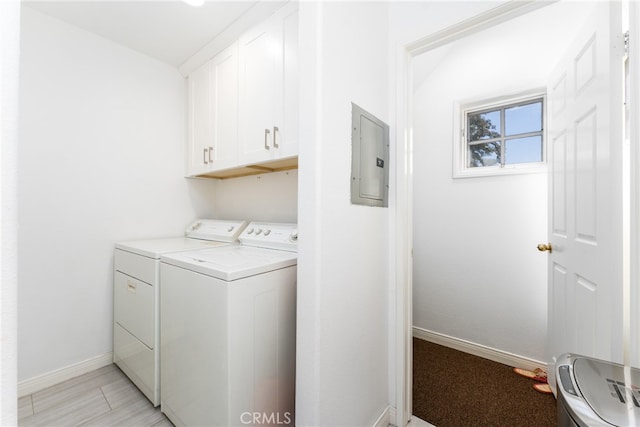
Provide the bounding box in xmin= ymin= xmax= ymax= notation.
xmin=453 ymin=89 xmax=548 ymax=178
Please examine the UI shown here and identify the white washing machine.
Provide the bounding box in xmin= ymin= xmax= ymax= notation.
xmin=113 ymin=219 xmax=247 ymax=406
xmin=160 ymin=222 xmax=298 ymax=427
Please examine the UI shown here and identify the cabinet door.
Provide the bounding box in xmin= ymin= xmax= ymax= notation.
xmin=187 ymin=61 xmax=211 ymax=176
xmin=280 ymin=8 xmax=299 ymax=159
xmin=238 ymin=15 xmax=283 ymax=165
xmin=210 ymin=42 xmax=239 ymax=171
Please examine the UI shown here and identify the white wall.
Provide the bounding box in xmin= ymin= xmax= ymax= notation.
xmin=211 ymin=170 xmax=298 ymax=223
xmin=410 ymin=2 xmax=592 ymax=363
xmin=17 ymin=8 xmax=219 ymax=382
xmin=296 ymin=2 xmax=390 ymax=426
xmin=1 ymin=0 xmax=20 ymax=423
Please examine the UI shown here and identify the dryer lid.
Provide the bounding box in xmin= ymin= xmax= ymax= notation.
xmin=574 ymin=357 xmax=640 ymax=426
xmin=116 ymin=237 xmax=230 ymax=259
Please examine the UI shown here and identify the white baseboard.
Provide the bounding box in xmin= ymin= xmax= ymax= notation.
xmin=387 ymin=407 xmax=434 ymax=427
xmin=413 ymin=326 xmax=546 ymax=372
xmin=389 ymin=406 xmax=396 ymax=427
xmin=18 ymin=352 xmax=113 ymax=397
xmin=372 ymin=405 xmax=391 ymax=427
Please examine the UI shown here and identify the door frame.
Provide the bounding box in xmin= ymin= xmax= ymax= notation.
xmin=393 ymin=1 xmax=640 ymax=425
xmin=629 ymin=1 xmax=640 ymax=368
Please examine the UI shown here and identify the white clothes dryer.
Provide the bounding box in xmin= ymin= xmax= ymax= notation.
xmin=159 ymin=222 xmax=298 ymax=427
xmin=556 ymin=353 xmax=640 ymax=426
xmin=113 ymin=219 xmax=247 ymax=406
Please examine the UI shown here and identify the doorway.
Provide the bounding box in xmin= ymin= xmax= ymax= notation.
xmin=396 ymin=1 xmax=637 ymax=425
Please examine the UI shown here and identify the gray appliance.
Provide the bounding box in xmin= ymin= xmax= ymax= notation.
xmin=556 ymin=354 xmax=640 ymax=426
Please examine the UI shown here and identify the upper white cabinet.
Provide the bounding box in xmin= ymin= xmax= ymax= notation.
xmin=186 ymin=42 xmax=239 ymax=177
xmin=281 ymin=6 xmax=299 ymax=160
xmin=187 ymin=61 xmax=211 ymax=177
xmin=210 ymin=43 xmax=239 ymax=171
xmin=186 ymin=3 xmax=298 ymax=179
xmin=238 ymin=4 xmax=298 ymax=165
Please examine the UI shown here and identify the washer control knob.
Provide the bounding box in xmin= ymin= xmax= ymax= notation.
xmin=227 ymin=226 xmax=234 ymax=232
xmin=256 ymin=229 xmax=263 ymax=235
xmin=246 ymin=228 xmax=254 ymax=235
xmin=263 ymin=229 xmax=271 ymax=236
xmin=290 ymin=232 xmax=298 ymax=242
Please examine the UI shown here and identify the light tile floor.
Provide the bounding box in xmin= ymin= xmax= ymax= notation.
xmin=18 ymin=364 xmax=434 ymax=427
xmin=18 ymin=364 xmax=172 ymax=427
xmin=410 ymin=415 xmax=436 ymax=427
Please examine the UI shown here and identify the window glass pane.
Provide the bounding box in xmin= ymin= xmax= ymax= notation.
xmin=468 ymin=110 xmax=500 ymax=141
xmin=469 ymin=142 xmax=501 ymax=167
xmin=505 ymin=101 xmax=542 ymax=136
xmin=504 ymin=136 xmax=542 ymax=164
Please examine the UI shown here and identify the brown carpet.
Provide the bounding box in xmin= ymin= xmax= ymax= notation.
xmin=413 ymin=338 xmax=557 ymax=427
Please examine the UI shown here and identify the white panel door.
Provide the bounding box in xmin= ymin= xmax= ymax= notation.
xmin=546 ymin=1 xmax=624 ymax=393
xmin=187 ymin=61 xmax=211 ymax=176
xmin=238 ymin=14 xmax=283 ymax=165
xmin=280 ymin=7 xmax=299 ymax=159
xmin=211 ymin=42 xmax=239 ymax=171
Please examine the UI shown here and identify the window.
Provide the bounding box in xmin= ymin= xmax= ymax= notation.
xmin=454 ymin=92 xmax=546 ymax=178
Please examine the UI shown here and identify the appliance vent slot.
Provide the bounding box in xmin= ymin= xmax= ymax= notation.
xmin=607 ymin=378 xmax=640 ymax=407
xmin=607 ymin=379 xmax=626 ymax=404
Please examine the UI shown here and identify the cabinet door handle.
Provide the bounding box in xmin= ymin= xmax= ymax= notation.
xmin=208 ymin=146 xmax=213 ymax=164
xmin=264 ymin=128 xmax=271 ymax=150
xmin=203 ymin=148 xmax=209 ymax=164
xmin=273 ymin=126 xmax=279 ymax=148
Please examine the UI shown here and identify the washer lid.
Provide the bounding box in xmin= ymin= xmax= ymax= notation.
xmin=161 ymin=245 xmax=297 ymax=281
xmin=574 ymin=357 xmax=640 ymax=426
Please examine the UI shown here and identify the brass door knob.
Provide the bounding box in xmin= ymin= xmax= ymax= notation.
xmin=537 ymin=243 xmax=552 ymax=253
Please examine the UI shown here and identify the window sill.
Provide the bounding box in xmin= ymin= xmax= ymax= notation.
xmin=453 ymin=163 xmax=547 ymax=179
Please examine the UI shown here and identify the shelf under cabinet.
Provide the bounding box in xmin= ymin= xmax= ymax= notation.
xmin=189 ymin=156 xmax=298 ymax=180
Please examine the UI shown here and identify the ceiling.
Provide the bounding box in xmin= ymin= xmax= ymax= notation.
xmin=412 ymin=0 xmax=596 ymax=90
xmin=22 ymin=1 xmax=282 ymax=69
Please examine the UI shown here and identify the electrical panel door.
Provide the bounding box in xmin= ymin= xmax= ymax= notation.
xmin=351 ymin=103 xmax=389 ymax=207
